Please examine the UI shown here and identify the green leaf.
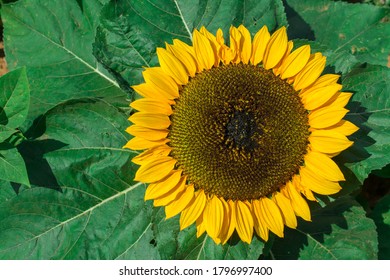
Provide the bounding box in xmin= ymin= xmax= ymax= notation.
xmin=270 ymin=196 xmax=378 ymax=260
xmin=0 ymin=126 xmax=16 ymax=143
xmin=94 ymin=0 xmax=287 ymax=88
xmin=369 ymin=194 xmax=390 ymax=260
xmin=0 ymin=99 xmax=156 ymax=259
xmin=285 ymin=0 xmax=390 ymax=71
xmin=0 ymin=143 xmax=30 ymax=187
xmin=339 ymin=65 xmax=390 ymax=183
xmin=0 ymin=67 xmax=29 ymax=129
xmin=2 ymin=0 xmax=127 ymax=130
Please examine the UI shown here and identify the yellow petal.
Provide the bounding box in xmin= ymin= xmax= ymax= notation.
xmin=153 ymin=175 xmax=187 ymax=206
xmin=134 ymin=156 xmax=176 ymax=183
xmin=252 ymin=205 xmax=269 ymax=241
xmin=219 ymin=45 xmax=236 ymax=65
xmin=300 ymin=167 xmax=342 ymax=195
xmin=142 ymin=67 xmax=179 ymax=99
xmin=309 ymin=129 xmax=353 ymax=154
xmin=199 ymin=26 xmax=220 ymax=67
xmin=324 ymin=120 xmax=359 ymax=136
xmin=280 ymin=45 xmax=311 ymax=79
xmin=131 ymin=98 xmax=173 ymax=115
xmin=216 ymin=28 xmax=224 ymax=45
xmin=180 ymin=189 xmax=207 ymax=230
xmin=235 ymin=200 xmax=254 ymax=244
xmin=293 ymin=176 xmax=318 ymax=201
xmin=286 ymin=181 xmax=311 ymax=221
xmin=273 ymin=40 xmax=293 ymax=77
xmin=309 ymin=107 xmax=349 ymax=129
xmin=132 ymin=145 xmax=171 ymax=165
xmin=272 ymin=191 xmax=297 ymax=229
xmin=123 ymin=137 xmax=168 ymax=150
xmin=258 ymin=197 xmax=284 ymax=238
xmin=126 ymin=126 xmax=168 ymax=141
xmin=165 ymin=184 xmax=194 ymax=219
xmin=196 ymin=214 xmax=206 ymax=238
xmin=321 ymin=92 xmax=352 ymax=109
xmin=263 ymin=27 xmax=288 ymax=69
xmin=220 ymin=199 xmax=236 ymax=245
xmin=251 ymin=25 xmax=270 ymax=65
xmin=294 ymin=53 xmax=326 ymax=91
xmin=238 ymin=25 xmax=252 ymax=63
xmin=301 ymin=83 xmax=342 ymax=111
xmin=132 ymin=83 xmax=173 ymax=101
xmin=144 ymin=170 xmax=182 ymax=200
xmin=304 ymin=151 xmax=345 ymax=181
xmin=129 ymin=112 xmax=170 ymax=130
xmin=156 ymin=47 xmax=188 ymax=85
xmin=193 ymin=29 xmax=215 ymax=70
xmin=173 ymin=39 xmax=195 ymax=55
xmin=166 ymin=43 xmax=197 ymax=77
xmin=229 ymin=26 xmax=242 ymax=64
xmin=204 ymin=195 xmax=224 ymax=240
xmin=306 ymin=73 xmax=340 ymax=89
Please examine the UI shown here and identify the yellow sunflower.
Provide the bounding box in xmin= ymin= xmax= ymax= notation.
xmin=124 ymin=25 xmax=358 ymax=244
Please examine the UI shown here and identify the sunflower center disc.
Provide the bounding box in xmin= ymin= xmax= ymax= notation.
xmin=169 ymin=64 xmax=310 ymax=201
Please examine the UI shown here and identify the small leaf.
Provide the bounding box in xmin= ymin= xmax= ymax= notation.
xmin=270 ymin=196 xmax=378 ymax=260
xmin=0 ymin=143 xmax=30 ymax=187
xmin=0 ymin=67 xmax=30 ymax=129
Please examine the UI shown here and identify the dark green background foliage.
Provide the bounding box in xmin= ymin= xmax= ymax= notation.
xmin=0 ymin=0 xmax=388 ymax=259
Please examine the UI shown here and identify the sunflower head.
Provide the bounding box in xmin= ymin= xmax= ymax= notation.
xmin=124 ymin=25 xmax=358 ymax=244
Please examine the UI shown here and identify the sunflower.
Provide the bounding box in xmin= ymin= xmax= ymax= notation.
xmin=124 ymin=25 xmax=358 ymax=244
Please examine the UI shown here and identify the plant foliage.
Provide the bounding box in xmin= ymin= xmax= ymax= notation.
xmin=0 ymin=0 xmax=389 ymax=259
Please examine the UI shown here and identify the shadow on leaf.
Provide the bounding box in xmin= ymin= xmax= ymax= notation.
xmin=334 ymin=100 xmax=375 ymax=196
xmin=283 ymin=0 xmax=315 ymax=40
xmin=267 ymin=197 xmax=354 ymax=259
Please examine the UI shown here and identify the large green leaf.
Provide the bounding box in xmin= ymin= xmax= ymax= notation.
xmin=0 ymin=68 xmax=30 ymax=187
xmin=285 ymin=0 xmax=390 ymax=72
xmin=94 ymin=0 xmax=287 ymax=88
xmin=0 ymin=99 xmax=150 ymax=259
xmin=1 ymin=0 xmax=127 ymax=131
xmin=338 ymin=65 xmax=390 ymax=183
xmin=0 ymin=67 xmax=30 ymax=129
xmin=269 ymin=196 xmax=378 ymax=260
